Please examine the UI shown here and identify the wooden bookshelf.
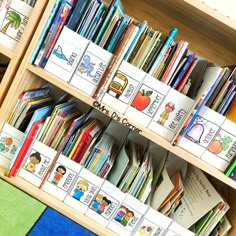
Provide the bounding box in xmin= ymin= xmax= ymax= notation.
xmin=0 ymin=0 xmax=236 ymax=235
xmin=0 ymin=0 xmax=48 ymax=106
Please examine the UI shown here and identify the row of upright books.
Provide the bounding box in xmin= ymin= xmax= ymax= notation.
xmin=0 ymin=87 xmax=232 ymax=236
xmin=30 ymin=0 xmax=236 ymax=176
xmin=0 ymin=0 xmax=37 ymax=50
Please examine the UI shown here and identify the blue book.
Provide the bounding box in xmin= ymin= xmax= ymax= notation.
xmin=30 ymin=0 xmax=62 ymax=64
xmin=219 ymin=87 xmax=236 ymax=114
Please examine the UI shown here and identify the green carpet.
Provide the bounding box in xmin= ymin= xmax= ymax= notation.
xmin=0 ymin=178 xmax=46 ymax=236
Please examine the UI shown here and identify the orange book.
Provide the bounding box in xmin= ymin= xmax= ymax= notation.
xmin=225 ymin=96 xmax=236 ymax=123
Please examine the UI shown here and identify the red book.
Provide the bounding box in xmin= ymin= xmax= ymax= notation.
xmin=8 ymin=118 xmax=46 ymax=177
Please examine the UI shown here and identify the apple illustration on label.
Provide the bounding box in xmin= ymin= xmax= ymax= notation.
xmin=131 ymin=90 xmax=153 ymax=111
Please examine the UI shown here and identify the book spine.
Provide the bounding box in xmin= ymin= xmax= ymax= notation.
xmin=40 ymin=3 xmax=72 ymax=68
xmin=93 ymin=22 xmax=138 ymax=100
xmin=30 ymin=0 xmax=62 ymax=64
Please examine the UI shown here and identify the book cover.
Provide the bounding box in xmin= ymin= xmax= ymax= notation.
xmin=125 ymin=74 xmax=170 ymax=127
xmin=42 ymin=154 xmax=82 ymax=201
xmin=201 ymin=118 xmax=236 ymax=171
xmin=102 ymin=60 xmax=146 ymax=114
xmin=44 ymin=26 xmax=90 ymax=82
xmin=177 ymin=106 xmax=226 ymax=158
xmin=107 ymin=193 xmax=149 ymax=236
xmin=85 ymin=180 xmax=126 ymax=226
xmin=70 ymin=41 xmax=113 ymax=96
xmin=63 ymin=167 xmax=104 ymax=214
xmin=0 ymin=123 xmax=23 ymax=168
xmin=133 ymin=207 xmax=173 ymax=236
xmin=18 ymin=140 xmax=57 ymax=187
xmin=148 ymin=88 xmax=194 ymax=141
xmin=0 ymin=0 xmax=33 ymax=50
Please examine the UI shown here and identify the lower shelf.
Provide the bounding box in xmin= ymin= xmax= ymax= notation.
xmin=0 ymin=167 xmax=118 ymax=236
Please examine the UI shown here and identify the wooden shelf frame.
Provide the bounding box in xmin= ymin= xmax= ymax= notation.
xmin=0 ymin=0 xmax=236 ymax=235
xmin=0 ymin=0 xmax=48 ymax=106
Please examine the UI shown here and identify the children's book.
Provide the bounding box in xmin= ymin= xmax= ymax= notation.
xmin=63 ymin=167 xmax=104 ymax=214
xmin=42 ymin=154 xmax=82 ymax=201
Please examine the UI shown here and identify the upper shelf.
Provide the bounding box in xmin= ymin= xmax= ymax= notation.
xmin=122 ymin=0 xmax=236 ymax=66
xmin=26 ymin=64 xmax=236 ymax=191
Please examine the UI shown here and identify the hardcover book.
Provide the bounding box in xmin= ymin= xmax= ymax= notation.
xmin=42 ymin=154 xmax=82 ymax=201
xmin=101 ymin=60 xmax=146 ymax=114
xmin=125 ymin=74 xmax=170 ymax=127
xmin=44 ymin=26 xmax=90 ymax=83
xmin=70 ymin=41 xmax=113 ymax=96
xmin=63 ymin=167 xmax=104 ymax=214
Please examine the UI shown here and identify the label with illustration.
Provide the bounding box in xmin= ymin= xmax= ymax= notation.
xmin=0 ymin=123 xmax=23 ymax=167
xmin=42 ymin=154 xmax=82 ymax=201
xmin=0 ymin=0 xmax=32 ymax=50
xmin=18 ymin=141 xmax=57 ymax=187
xmin=64 ymin=168 xmax=104 ymax=214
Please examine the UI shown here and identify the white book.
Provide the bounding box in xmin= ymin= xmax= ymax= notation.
xmin=18 ymin=140 xmax=57 ymax=187
xmin=133 ymin=207 xmax=173 ymax=236
xmin=0 ymin=123 xmax=23 ymax=168
xmin=85 ymin=180 xmax=126 ymax=226
xmin=148 ymin=88 xmax=194 ymax=141
xmin=165 ymin=221 xmax=195 ymax=236
xmin=0 ymin=0 xmax=33 ymax=50
xmin=102 ymin=60 xmax=146 ymax=114
xmin=201 ymin=118 xmax=236 ymax=171
xmin=107 ymin=193 xmax=149 ymax=236
xmin=177 ymin=106 xmax=226 ymax=158
xmin=44 ymin=26 xmax=89 ymax=82
xmin=125 ymin=74 xmax=170 ymax=127
xmin=70 ymin=42 xmax=113 ymax=96
xmin=63 ymin=167 xmax=104 ymax=214
xmin=42 ymin=154 xmax=82 ymax=201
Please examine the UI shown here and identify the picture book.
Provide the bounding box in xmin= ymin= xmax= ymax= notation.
xmin=101 ymin=60 xmax=146 ymax=114
xmin=201 ymin=118 xmax=236 ymax=172
xmin=93 ymin=21 xmax=139 ymax=100
xmin=107 ymin=193 xmax=149 ymax=236
xmin=70 ymin=41 xmax=113 ymax=96
xmin=125 ymin=74 xmax=170 ymax=127
xmin=44 ymin=26 xmax=90 ymax=82
xmin=18 ymin=140 xmax=57 ymax=187
xmin=148 ymin=88 xmax=194 ymax=141
xmin=177 ymin=105 xmax=226 ymax=158
xmin=63 ymin=167 xmax=104 ymax=214
xmin=171 ymin=165 xmax=227 ymax=229
xmin=0 ymin=0 xmax=33 ymax=50
xmin=85 ymin=180 xmax=126 ymax=226
xmin=42 ymin=154 xmax=82 ymax=201
xmin=0 ymin=123 xmax=23 ymax=168
xmin=133 ymin=207 xmax=173 ymax=236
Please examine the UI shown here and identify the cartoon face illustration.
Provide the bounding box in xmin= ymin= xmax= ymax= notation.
xmin=73 ymin=179 xmax=89 ymax=201
xmin=138 ymin=225 xmax=153 ymax=236
xmin=131 ymin=90 xmax=153 ymax=111
xmin=52 ymin=165 xmax=67 ymax=185
xmin=78 ymin=55 xmax=95 ymax=77
xmin=52 ymin=45 xmax=68 ymax=61
xmin=158 ymin=102 xmax=175 ymax=126
xmin=25 ymin=152 xmax=41 ymax=173
xmin=96 ymin=196 xmax=111 ymax=215
xmin=114 ymin=206 xmax=127 ymax=222
xmin=91 ymin=193 xmax=103 ymax=211
xmin=121 ymin=210 xmax=134 ymax=227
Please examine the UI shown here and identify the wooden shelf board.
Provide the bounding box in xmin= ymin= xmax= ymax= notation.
xmin=0 ymin=167 xmax=118 ymax=236
xmin=27 ymin=64 xmax=236 ymax=190
xmin=0 ymin=44 xmax=14 ymax=59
